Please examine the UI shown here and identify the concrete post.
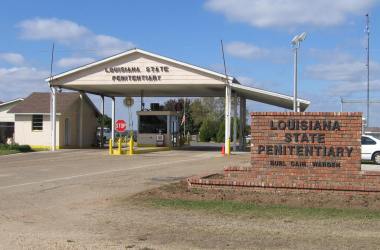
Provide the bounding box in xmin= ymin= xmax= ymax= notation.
xmin=233 ymin=93 xmax=238 ymax=152
xmin=100 ymin=95 xmax=105 ymax=148
xmin=111 ymin=97 xmax=115 ymax=143
xmin=225 ymin=83 xmax=231 ymax=155
xmin=50 ymin=87 xmax=57 ymax=151
xmin=79 ymin=91 xmax=84 ymax=148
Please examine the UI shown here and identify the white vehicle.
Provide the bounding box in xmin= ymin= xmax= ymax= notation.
xmin=361 ymin=135 xmax=380 ymax=164
xmin=97 ymin=127 xmax=111 ymax=143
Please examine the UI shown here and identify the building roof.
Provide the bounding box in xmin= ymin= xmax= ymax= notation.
xmin=45 ymin=48 xmax=310 ymax=111
xmin=46 ymin=48 xmax=234 ymax=83
xmin=8 ymin=92 xmax=99 ymax=115
xmin=0 ymin=98 xmax=24 ymax=108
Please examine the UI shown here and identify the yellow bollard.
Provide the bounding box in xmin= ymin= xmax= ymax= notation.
xmin=226 ymin=138 xmax=231 ymax=156
xmin=129 ymin=136 xmax=134 ymax=155
xmin=117 ymin=138 xmax=122 ymax=155
xmin=109 ymin=138 xmax=113 ymax=155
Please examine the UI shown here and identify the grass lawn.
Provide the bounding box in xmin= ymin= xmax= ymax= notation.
xmin=144 ymin=198 xmax=380 ymax=220
xmin=0 ymin=149 xmax=20 ymax=155
xmin=0 ymin=144 xmax=33 ymax=156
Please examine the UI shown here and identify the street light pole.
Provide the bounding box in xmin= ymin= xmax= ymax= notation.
xmin=291 ymin=32 xmax=307 ymax=112
xmin=293 ymin=44 xmax=298 ymax=112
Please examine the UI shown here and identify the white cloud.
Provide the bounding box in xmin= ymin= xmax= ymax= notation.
xmin=205 ymin=0 xmax=376 ymax=28
xmin=89 ymin=35 xmax=135 ymax=57
xmin=18 ymin=18 xmax=89 ymax=41
xmin=0 ymin=53 xmax=25 ymax=65
xmin=305 ymin=51 xmax=380 ymax=96
xmin=225 ymin=42 xmax=269 ymax=60
xmin=0 ymin=67 xmax=49 ymax=100
xmin=57 ymin=57 xmax=95 ymax=68
xmin=236 ymin=76 xmax=256 ymax=85
xmin=225 ymin=41 xmax=289 ymax=63
xmin=18 ymin=18 xmax=135 ymax=57
xmin=306 ymin=61 xmax=367 ymax=82
xmin=329 ymin=80 xmax=380 ymax=96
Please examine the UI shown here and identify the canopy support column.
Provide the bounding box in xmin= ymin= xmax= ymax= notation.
xmin=111 ymin=97 xmax=115 ymax=143
xmin=225 ymin=84 xmax=231 ymax=155
xmin=79 ymin=91 xmax=84 ymax=148
xmin=233 ymin=92 xmax=238 ymax=152
xmin=239 ymin=97 xmax=246 ymax=151
xmin=100 ymin=95 xmax=105 ymax=148
xmin=50 ymin=87 xmax=57 ymax=151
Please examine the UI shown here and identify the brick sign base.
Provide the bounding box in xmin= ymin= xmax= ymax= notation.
xmin=188 ymin=112 xmax=380 ymax=193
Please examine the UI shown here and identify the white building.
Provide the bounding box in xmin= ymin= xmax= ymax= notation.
xmin=0 ymin=98 xmax=24 ymax=144
xmin=8 ymin=92 xmax=100 ymax=149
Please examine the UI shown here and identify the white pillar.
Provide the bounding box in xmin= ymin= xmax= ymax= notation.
xmin=225 ymin=84 xmax=231 ymax=155
xmin=233 ymin=93 xmax=238 ymax=151
xmin=79 ymin=92 xmax=84 ymax=148
xmin=111 ymin=97 xmax=115 ymax=143
xmin=239 ymin=97 xmax=246 ymax=151
xmin=100 ymin=95 xmax=105 ymax=147
xmin=50 ymin=87 xmax=57 ymax=151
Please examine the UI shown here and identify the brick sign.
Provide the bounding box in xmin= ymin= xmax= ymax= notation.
xmin=252 ymin=112 xmax=361 ymax=173
xmin=188 ymin=112 xmax=380 ymax=192
xmin=254 ymin=114 xmax=357 ymax=169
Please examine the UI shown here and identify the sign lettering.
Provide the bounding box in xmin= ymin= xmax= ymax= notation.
xmin=104 ymin=65 xmax=170 ymax=82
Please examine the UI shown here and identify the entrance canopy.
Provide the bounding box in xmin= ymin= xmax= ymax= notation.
xmin=46 ymin=48 xmax=310 ymax=111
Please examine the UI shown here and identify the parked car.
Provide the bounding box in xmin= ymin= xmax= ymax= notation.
xmin=361 ymin=135 xmax=380 ymax=164
xmin=96 ymin=127 xmax=111 ymax=144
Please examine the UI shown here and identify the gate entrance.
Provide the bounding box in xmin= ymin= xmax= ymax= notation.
xmin=46 ymin=48 xmax=310 ymax=153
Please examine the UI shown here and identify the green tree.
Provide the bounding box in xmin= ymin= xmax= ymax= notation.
xmin=97 ymin=114 xmax=112 ymax=128
xmin=163 ymin=98 xmax=195 ymax=134
xmin=199 ymin=118 xmax=218 ymax=142
xmin=216 ymin=121 xmax=225 ymax=143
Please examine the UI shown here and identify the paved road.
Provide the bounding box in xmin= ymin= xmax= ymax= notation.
xmin=0 ymin=150 xmax=379 ymax=249
xmin=0 ymin=149 xmax=240 ymax=249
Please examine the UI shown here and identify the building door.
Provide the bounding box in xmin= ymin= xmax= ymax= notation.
xmin=64 ymin=118 xmax=70 ymax=146
xmin=0 ymin=122 xmax=14 ymax=144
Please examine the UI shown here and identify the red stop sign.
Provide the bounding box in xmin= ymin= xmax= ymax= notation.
xmin=115 ymin=120 xmax=127 ymax=132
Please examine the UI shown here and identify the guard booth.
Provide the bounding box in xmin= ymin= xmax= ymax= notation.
xmin=137 ymin=109 xmax=179 ymax=147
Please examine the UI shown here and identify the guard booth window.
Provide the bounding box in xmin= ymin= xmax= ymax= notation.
xmin=32 ymin=115 xmax=43 ymax=131
xmin=139 ymin=115 xmax=167 ymax=133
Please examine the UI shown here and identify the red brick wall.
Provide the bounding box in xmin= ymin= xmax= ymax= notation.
xmin=188 ymin=112 xmax=380 ymax=193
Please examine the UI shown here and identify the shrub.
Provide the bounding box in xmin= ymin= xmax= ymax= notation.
xmin=17 ymin=145 xmax=32 ymax=152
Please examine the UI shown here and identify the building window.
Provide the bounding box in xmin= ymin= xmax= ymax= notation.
xmin=139 ymin=115 xmax=167 ymax=134
xmin=32 ymin=115 xmax=43 ymax=131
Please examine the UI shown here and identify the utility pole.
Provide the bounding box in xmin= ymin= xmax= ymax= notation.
xmin=365 ymin=14 xmax=370 ymax=127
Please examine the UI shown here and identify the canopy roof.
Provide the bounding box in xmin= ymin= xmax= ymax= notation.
xmin=47 ymin=48 xmax=310 ymax=111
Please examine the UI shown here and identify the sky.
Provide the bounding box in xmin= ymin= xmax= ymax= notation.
xmin=0 ymin=0 xmax=380 ymax=127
